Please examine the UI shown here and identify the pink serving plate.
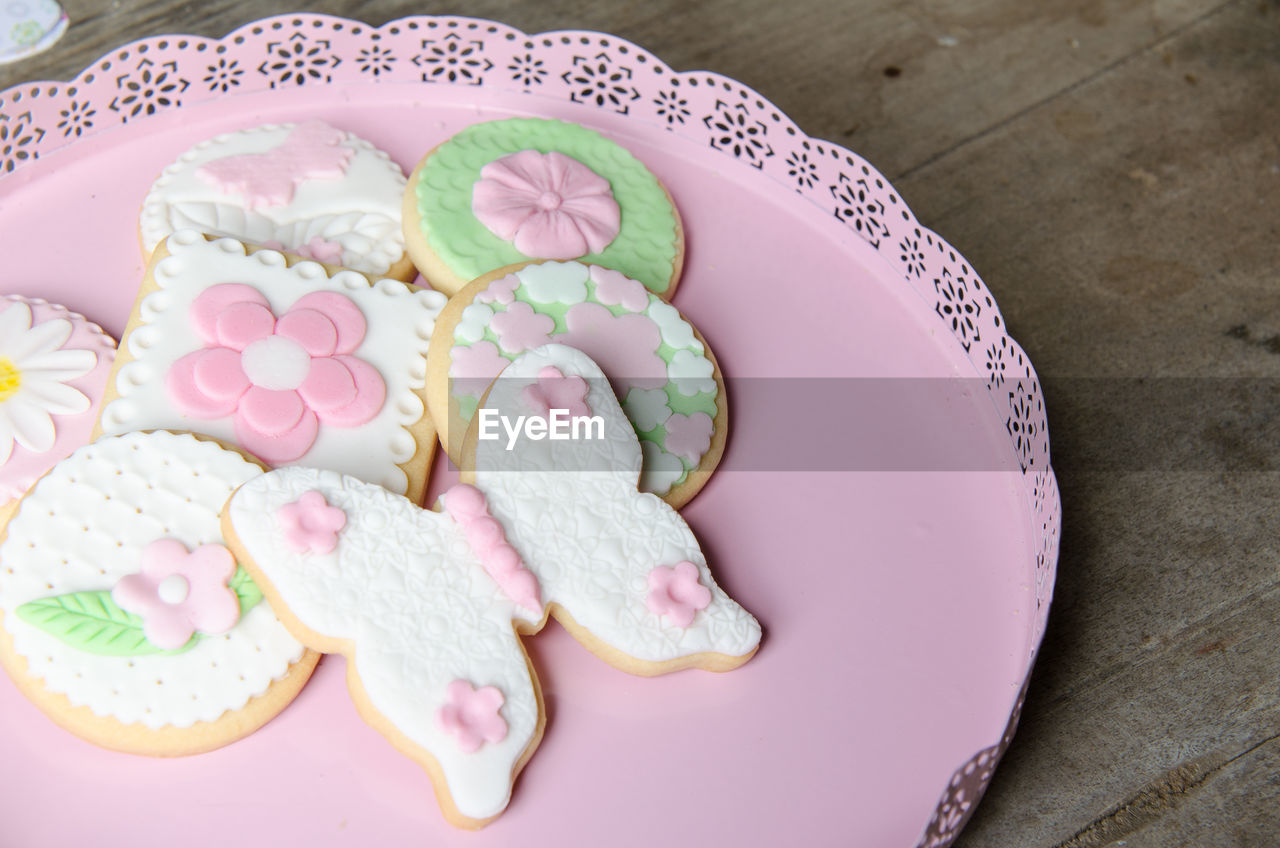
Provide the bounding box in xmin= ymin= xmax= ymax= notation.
xmin=0 ymin=15 xmax=1058 ymax=847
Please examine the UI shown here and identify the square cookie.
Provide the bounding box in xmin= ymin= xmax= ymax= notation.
xmin=97 ymin=231 xmax=448 ymax=500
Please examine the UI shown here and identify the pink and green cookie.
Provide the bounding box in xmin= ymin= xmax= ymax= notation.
xmin=425 ymin=260 xmax=724 ymax=508
xmin=403 ymin=117 xmax=684 ymax=297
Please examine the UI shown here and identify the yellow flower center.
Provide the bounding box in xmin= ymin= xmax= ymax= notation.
xmin=0 ymin=357 xmax=20 ymax=402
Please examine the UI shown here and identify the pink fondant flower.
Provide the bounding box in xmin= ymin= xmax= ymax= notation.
xmin=112 ymin=539 xmax=241 ymax=650
xmin=663 ymin=411 xmax=714 ymax=464
xmin=558 ymin=302 xmax=667 ymax=396
xmin=471 ymin=150 xmax=621 ymax=259
xmin=490 ymin=301 xmax=555 ymax=355
xmin=277 ymin=490 xmax=347 ymax=554
xmin=522 ymin=366 xmax=590 ymax=420
xmin=196 ymin=120 xmax=354 ymax=209
xmin=591 ymin=265 xmax=649 ymax=313
xmin=166 ymin=284 xmax=385 ymax=464
xmin=475 ymin=274 xmax=519 ymax=306
xmin=449 ymin=340 xmax=510 ymax=400
xmin=437 ymin=679 xmax=508 ymax=753
xmin=646 ymin=561 xmax=712 ymax=628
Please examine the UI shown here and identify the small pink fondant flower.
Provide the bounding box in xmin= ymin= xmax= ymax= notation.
xmin=260 ymin=237 xmax=344 ymax=264
xmin=112 ymin=539 xmax=240 ymax=650
xmin=475 ymin=274 xmax=519 ymax=306
xmin=590 ymin=265 xmax=649 ymax=313
xmin=646 ymin=561 xmax=712 ymax=628
xmin=663 ymin=411 xmax=714 ymax=464
xmin=521 ymin=366 xmax=590 ymax=420
xmin=471 ymin=150 xmax=621 ymax=259
xmin=558 ymin=302 xmax=666 ymax=397
xmin=277 ymin=490 xmax=347 ymax=554
xmin=166 ymin=284 xmax=385 ymax=464
xmin=437 ymin=679 xmax=508 ymax=753
xmin=449 ymin=340 xmax=510 ymax=401
xmin=490 ymin=301 xmax=555 ymax=355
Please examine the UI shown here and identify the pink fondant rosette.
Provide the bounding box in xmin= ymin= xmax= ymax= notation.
xmin=405 ymin=117 xmax=684 ymax=298
xmin=0 ymin=296 xmax=115 ymax=511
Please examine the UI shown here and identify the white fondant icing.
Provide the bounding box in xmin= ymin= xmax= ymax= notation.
xmin=102 ymin=233 xmax=448 ymax=495
xmin=640 ymin=439 xmax=686 ymax=495
xmin=157 ymin=574 xmax=190 ymax=605
xmin=668 ymin=348 xmax=717 ymax=397
xmin=648 ymin=298 xmax=704 ymax=353
xmin=624 ymin=387 xmax=673 ymax=432
xmin=475 ymin=345 xmax=759 ymax=663
xmin=241 ymin=336 xmax=310 ymax=391
xmin=0 ymin=431 xmax=306 ymax=730
xmin=455 ymin=303 xmax=494 ymax=345
xmin=139 ymin=123 xmax=407 ymax=275
xmin=227 ymin=468 xmax=540 ymax=822
xmin=519 ymin=260 xmax=588 ymax=305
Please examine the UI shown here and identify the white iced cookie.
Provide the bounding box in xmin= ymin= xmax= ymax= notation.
xmin=0 ymin=430 xmax=317 ymax=755
xmin=222 ymin=344 xmax=760 ymax=829
xmin=140 ymin=120 xmax=414 ymax=280
xmin=98 ymin=231 xmax=447 ymax=500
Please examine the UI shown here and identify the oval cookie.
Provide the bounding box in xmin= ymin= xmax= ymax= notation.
xmin=0 ymin=430 xmax=318 ymax=755
xmin=0 ymin=296 xmax=115 ymax=521
xmin=426 ymin=260 xmax=724 ymax=507
xmin=404 ymin=117 xmax=684 ymax=297
xmin=140 ymin=120 xmax=414 ymax=279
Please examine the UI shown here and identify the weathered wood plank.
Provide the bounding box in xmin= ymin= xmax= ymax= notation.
xmin=936 ymin=1 xmax=1280 ymax=844
xmin=2 ymin=0 xmax=1227 ymax=179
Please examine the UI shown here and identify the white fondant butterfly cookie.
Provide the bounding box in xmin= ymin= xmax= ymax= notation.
xmin=221 ymin=344 xmax=760 ymax=828
xmin=140 ymin=120 xmax=415 ymax=280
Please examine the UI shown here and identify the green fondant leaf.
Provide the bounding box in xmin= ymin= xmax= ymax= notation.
xmin=15 ymin=564 xmax=260 ymax=657
xmin=229 ymin=566 xmax=263 ymax=615
xmin=14 ymin=591 xmax=196 ymax=656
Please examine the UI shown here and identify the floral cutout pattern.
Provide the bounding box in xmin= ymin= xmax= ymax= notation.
xmin=277 ymin=490 xmax=347 ymax=554
xmin=111 ymin=539 xmax=240 ymax=650
xmin=166 ymin=283 xmax=386 ymax=464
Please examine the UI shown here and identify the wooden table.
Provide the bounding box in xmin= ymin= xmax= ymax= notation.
xmin=3 ymin=1 xmax=1276 ymax=845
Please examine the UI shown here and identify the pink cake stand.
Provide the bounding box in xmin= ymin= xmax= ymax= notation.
xmin=0 ymin=14 xmax=1059 ymax=847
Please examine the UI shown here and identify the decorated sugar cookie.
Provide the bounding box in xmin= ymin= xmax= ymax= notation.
xmin=222 ymin=345 xmax=760 ymax=828
xmin=98 ymin=231 xmax=448 ymax=499
xmin=0 ymin=430 xmax=318 ymax=755
xmin=0 ymin=296 xmax=115 ymax=522
xmin=140 ymin=120 xmax=415 ymax=279
xmin=426 ymin=260 xmax=724 ymax=506
xmin=404 ymin=117 xmax=684 ymax=297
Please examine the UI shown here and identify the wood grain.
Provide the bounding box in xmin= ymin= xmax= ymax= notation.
xmin=2 ymin=0 xmax=1278 ymax=845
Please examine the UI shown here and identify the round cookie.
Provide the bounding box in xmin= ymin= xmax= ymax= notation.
xmin=404 ymin=117 xmax=684 ymax=297
xmin=0 ymin=430 xmax=318 ymax=755
xmin=426 ymin=260 xmax=725 ymax=507
xmin=141 ymin=120 xmax=415 ymax=280
xmin=0 ymin=296 xmax=115 ymax=524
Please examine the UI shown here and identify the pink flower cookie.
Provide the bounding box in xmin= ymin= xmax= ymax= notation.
xmin=98 ymin=231 xmax=448 ymax=502
xmin=0 ymin=430 xmax=317 ymax=756
xmin=404 ymin=117 xmax=684 ymax=297
xmin=140 ymin=120 xmax=415 ymax=280
xmin=426 ymin=259 xmax=726 ymax=508
xmin=0 ymin=296 xmax=115 ymax=517
xmin=222 ymin=344 xmax=760 ymax=830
